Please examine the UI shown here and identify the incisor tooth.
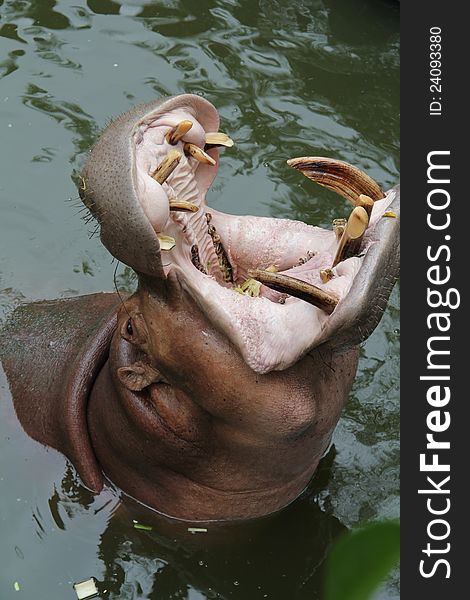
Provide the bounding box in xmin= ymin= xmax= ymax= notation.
xmin=332 ymin=218 xmax=347 ymax=241
xmin=151 ymin=150 xmax=182 ymax=184
xmin=166 ymin=120 xmax=193 ymax=145
xmin=248 ymin=269 xmax=338 ymax=314
xmin=356 ymin=193 xmax=374 ymax=218
xmin=184 ymin=143 xmax=216 ymax=165
xmin=332 ymin=206 xmax=369 ymax=267
xmin=205 ymin=132 xmax=234 ymax=147
xmin=169 ymin=200 xmax=199 ymax=213
xmin=287 ymin=156 xmax=385 ymax=204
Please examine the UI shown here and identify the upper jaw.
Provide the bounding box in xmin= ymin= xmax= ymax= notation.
xmin=79 ymin=94 xmax=220 ymax=279
xmin=80 ymin=94 xmax=400 ymax=374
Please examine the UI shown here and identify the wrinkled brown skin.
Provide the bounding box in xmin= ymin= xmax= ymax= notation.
xmin=88 ymin=275 xmax=359 ymax=521
xmin=0 ymin=95 xmax=399 ymax=522
xmin=1 ymin=288 xmax=358 ymax=522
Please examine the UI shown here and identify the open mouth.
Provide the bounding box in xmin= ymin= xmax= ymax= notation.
xmin=81 ymin=94 xmax=399 ymax=374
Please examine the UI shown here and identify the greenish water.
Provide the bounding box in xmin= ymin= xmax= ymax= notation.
xmin=0 ymin=1 xmax=399 ymax=598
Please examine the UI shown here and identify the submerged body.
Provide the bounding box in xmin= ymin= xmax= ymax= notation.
xmin=0 ymin=95 xmax=400 ymax=521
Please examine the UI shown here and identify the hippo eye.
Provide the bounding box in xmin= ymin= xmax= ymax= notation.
xmin=126 ymin=318 xmax=133 ymax=336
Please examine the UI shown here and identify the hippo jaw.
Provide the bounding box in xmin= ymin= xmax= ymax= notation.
xmin=80 ymin=94 xmax=400 ymax=375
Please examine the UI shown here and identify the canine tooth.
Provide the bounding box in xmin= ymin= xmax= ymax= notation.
xmin=166 ymin=120 xmax=193 ymax=145
xmin=205 ymin=132 xmax=234 ymax=147
xmin=151 ymin=150 xmax=182 ymax=184
xmin=332 ymin=218 xmax=347 ymax=241
xmin=332 ymin=206 xmax=369 ymax=267
xmin=184 ymin=143 xmax=216 ymax=165
xmin=169 ymin=200 xmax=199 ymax=213
xmin=157 ymin=234 xmax=176 ymax=251
xmin=248 ymin=269 xmax=338 ymax=314
xmin=287 ymin=156 xmax=385 ymax=204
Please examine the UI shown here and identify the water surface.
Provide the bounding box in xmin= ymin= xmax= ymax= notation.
xmin=0 ymin=1 xmax=399 ymax=598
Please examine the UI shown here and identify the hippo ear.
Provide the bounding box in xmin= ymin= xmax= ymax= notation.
xmin=117 ymin=361 xmax=162 ymax=391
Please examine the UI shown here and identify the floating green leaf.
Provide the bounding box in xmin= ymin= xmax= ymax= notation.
xmin=324 ymin=520 xmax=400 ymax=600
xmin=133 ymin=522 xmax=153 ymax=531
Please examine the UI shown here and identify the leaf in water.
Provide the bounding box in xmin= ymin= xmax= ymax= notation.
xmin=133 ymin=522 xmax=153 ymax=531
xmin=324 ymin=520 xmax=400 ymax=600
xmin=81 ymin=260 xmax=94 ymax=276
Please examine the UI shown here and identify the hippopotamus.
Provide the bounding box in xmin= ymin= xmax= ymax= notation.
xmin=0 ymin=94 xmax=399 ymax=522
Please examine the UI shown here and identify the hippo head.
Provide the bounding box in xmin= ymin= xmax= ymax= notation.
xmin=77 ymin=94 xmax=399 ymax=520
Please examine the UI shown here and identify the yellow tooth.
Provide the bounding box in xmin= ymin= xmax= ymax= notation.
xmin=356 ymin=194 xmax=374 ymax=218
xmin=287 ymin=156 xmax=385 ymax=204
xmin=151 ymin=150 xmax=182 ymax=184
xmin=332 ymin=218 xmax=347 ymax=241
xmin=320 ymin=268 xmax=334 ymax=283
xmin=157 ymin=234 xmax=176 ymax=251
xmin=166 ymin=120 xmax=193 ymax=145
xmin=205 ymin=132 xmax=234 ymax=147
xmin=169 ymin=200 xmax=199 ymax=213
xmin=184 ymin=143 xmax=216 ymax=165
xmin=332 ymin=206 xmax=369 ymax=267
xmin=248 ymin=269 xmax=339 ymax=314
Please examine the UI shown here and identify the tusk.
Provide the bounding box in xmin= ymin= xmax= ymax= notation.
xmin=184 ymin=143 xmax=216 ymax=165
xmin=169 ymin=200 xmax=199 ymax=213
xmin=151 ymin=150 xmax=182 ymax=184
xmin=248 ymin=269 xmax=338 ymax=314
xmin=287 ymin=156 xmax=385 ymax=204
xmin=166 ymin=120 xmax=193 ymax=145
xmin=332 ymin=206 xmax=369 ymax=267
xmin=157 ymin=234 xmax=176 ymax=251
xmin=205 ymin=132 xmax=234 ymax=147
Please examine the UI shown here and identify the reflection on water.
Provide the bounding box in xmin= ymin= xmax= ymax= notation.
xmin=91 ymin=452 xmax=345 ymax=600
xmin=0 ymin=0 xmax=399 ymax=598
